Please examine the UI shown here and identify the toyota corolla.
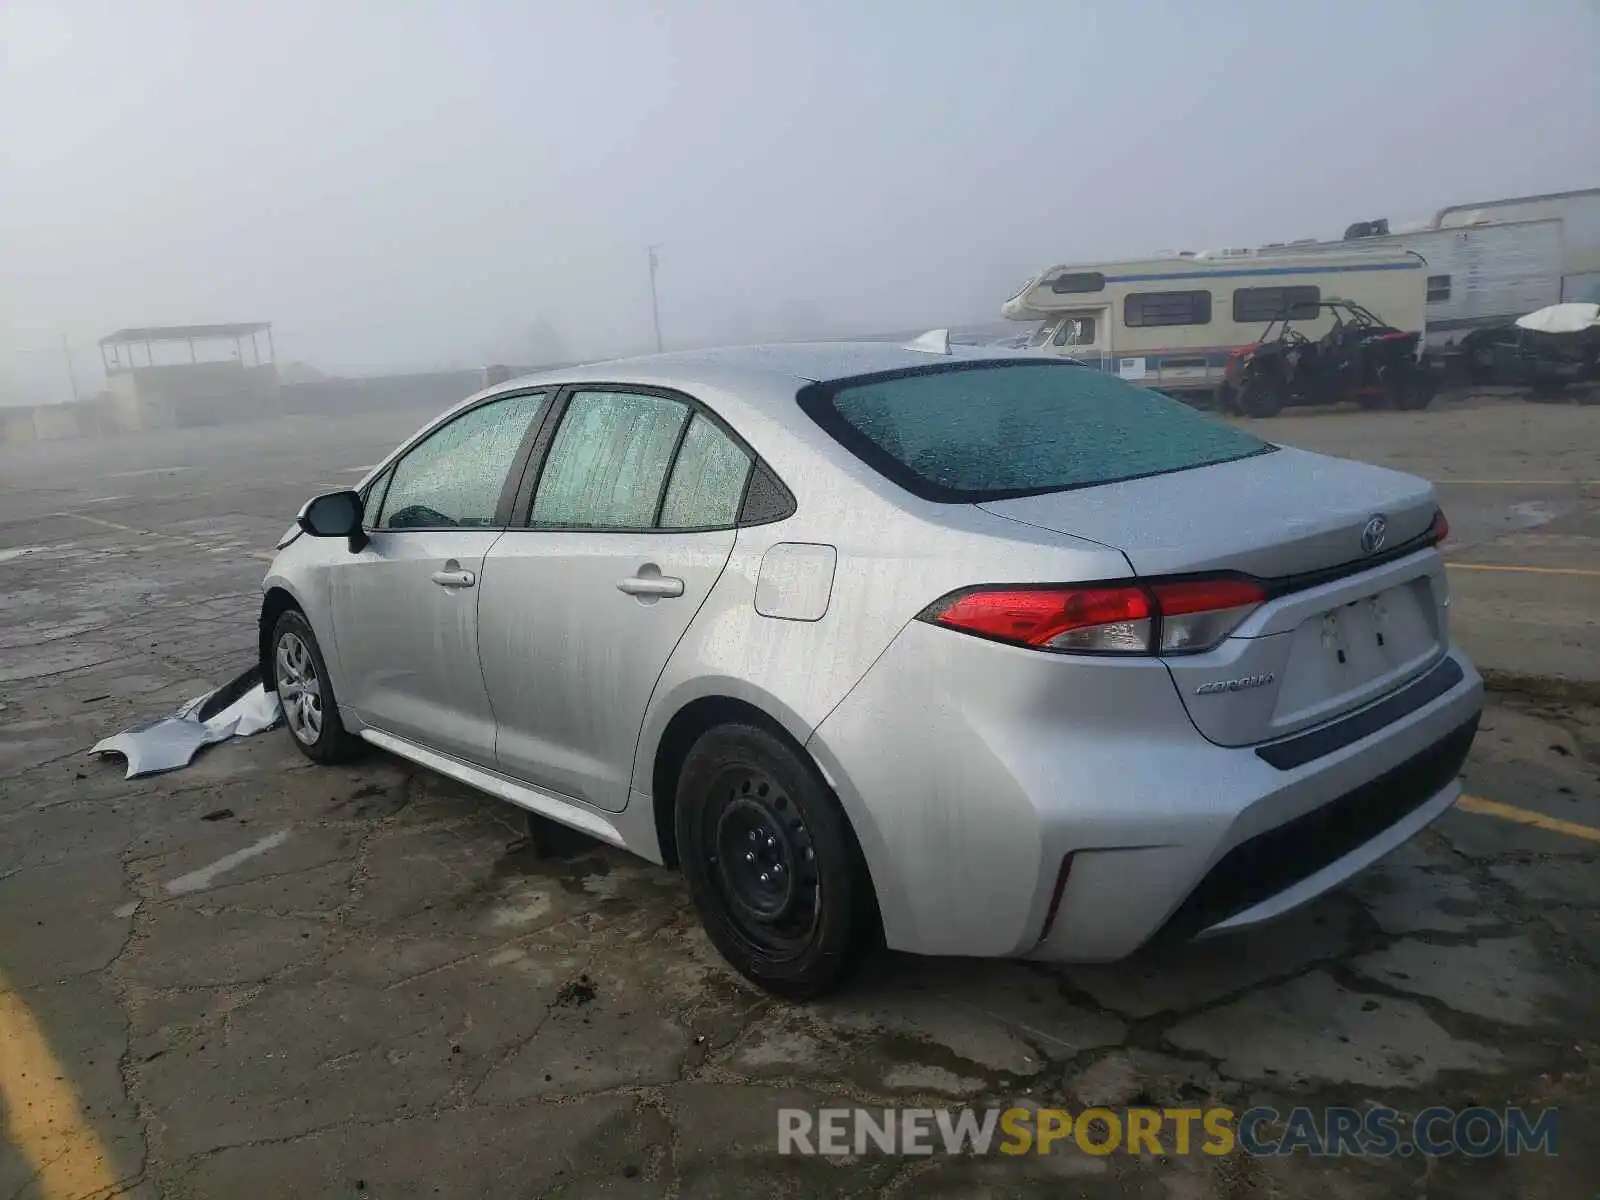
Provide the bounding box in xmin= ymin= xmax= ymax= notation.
xmin=260 ymin=340 xmax=1482 ymax=997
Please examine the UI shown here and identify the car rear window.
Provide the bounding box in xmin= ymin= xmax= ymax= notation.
xmin=799 ymin=361 xmax=1273 ymax=502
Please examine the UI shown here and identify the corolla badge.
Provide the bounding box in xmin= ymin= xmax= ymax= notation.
xmin=1195 ymin=673 xmax=1275 ymax=696
xmin=1360 ymin=514 xmax=1388 ymax=554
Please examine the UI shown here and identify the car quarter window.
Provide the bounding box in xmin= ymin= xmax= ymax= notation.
xmin=376 ymin=391 xmax=544 ymax=530
xmin=660 ymin=414 xmax=752 ymax=528
xmin=530 ymin=390 xmax=690 ymax=529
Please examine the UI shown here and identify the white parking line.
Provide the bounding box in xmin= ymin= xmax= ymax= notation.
xmin=164 ymin=830 xmax=291 ymax=895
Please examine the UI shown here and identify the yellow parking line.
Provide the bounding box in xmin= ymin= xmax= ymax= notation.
xmin=0 ymin=971 xmax=121 ymax=1198
xmin=1446 ymin=562 xmax=1600 ymax=578
xmin=1457 ymin=794 xmax=1600 ymax=844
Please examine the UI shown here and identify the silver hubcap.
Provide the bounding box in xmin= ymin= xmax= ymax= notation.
xmin=275 ymin=631 xmax=324 ymax=745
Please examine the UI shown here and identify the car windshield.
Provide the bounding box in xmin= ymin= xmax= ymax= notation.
xmin=805 ymin=361 xmax=1274 ymax=502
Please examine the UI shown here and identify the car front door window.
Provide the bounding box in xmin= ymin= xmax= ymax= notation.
xmin=378 ymin=392 xmax=544 ymax=530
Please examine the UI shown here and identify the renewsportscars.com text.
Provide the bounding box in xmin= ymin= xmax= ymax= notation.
xmin=778 ymin=1105 xmax=1559 ymax=1158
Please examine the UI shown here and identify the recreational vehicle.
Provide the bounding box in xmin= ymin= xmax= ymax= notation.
xmin=1001 ymin=248 xmax=1425 ymax=396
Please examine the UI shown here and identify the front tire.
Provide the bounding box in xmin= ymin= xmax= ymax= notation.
xmin=1237 ymin=376 xmax=1284 ymax=418
xmin=675 ymin=723 xmax=873 ymax=999
xmin=271 ymin=609 xmax=361 ymax=764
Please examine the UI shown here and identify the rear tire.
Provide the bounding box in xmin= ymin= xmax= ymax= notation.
xmin=675 ymin=723 xmax=872 ymax=999
xmin=1467 ymin=345 xmax=1496 ymax=385
xmin=1398 ymin=373 xmax=1435 ymax=411
xmin=271 ymin=609 xmax=362 ymax=764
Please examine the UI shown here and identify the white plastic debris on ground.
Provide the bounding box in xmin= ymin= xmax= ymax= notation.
xmin=92 ymin=666 xmax=282 ymax=778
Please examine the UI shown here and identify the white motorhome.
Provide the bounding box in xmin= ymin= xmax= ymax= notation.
xmin=1001 ymin=248 xmax=1425 ymax=394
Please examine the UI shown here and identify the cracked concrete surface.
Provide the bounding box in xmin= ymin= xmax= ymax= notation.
xmin=2 ymin=401 xmax=1598 ymax=1198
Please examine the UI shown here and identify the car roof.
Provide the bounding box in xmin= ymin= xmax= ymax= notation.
xmin=493 ymin=340 xmax=1038 ymax=398
xmin=360 ymin=340 xmax=1064 ymax=514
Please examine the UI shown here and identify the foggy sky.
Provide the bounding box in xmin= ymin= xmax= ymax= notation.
xmin=2 ymin=0 xmax=1596 ymax=400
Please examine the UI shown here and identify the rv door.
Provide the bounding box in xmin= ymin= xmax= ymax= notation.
xmin=1049 ymin=308 xmax=1108 ymax=369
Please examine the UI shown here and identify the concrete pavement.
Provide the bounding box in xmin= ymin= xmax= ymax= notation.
xmin=1 ymin=392 xmax=1597 ymax=1198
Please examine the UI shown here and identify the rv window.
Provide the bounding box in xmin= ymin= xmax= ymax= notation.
xmin=1233 ymin=286 xmax=1320 ymax=323
xmin=1427 ymin=275 xmax=1452 ymax=303
xmin=1052 ymin=316 xmax=1096 ymax=347
xmin=1049 ymin=272 xmax=1106 ymax=294
xmin=1123 ymin=291 xmax=1211 ymax=328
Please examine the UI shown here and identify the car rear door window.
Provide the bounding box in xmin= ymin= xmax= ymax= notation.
xmin=377 ymin=391 xmax=544 ymax=529
xmin=659 ymin=414 xmax=752 ymax=529
xmin=802 ymin=362 xmax=1272 ymax=502
xmin=530 ymin=390 xmax=689 ymax=529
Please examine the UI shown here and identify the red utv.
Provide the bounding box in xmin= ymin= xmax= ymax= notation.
xmin=1220 ymin=299 xmax=1434 ymax=418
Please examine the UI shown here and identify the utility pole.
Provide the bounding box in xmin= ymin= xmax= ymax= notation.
xmin=647 ymin=244 xmax=663 ymax=353
xmin=61 ymin=333 xmax=80 ymax=403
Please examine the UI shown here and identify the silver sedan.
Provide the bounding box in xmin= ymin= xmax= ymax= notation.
xmin=260 ymin=341 xmax=1483 ymax=997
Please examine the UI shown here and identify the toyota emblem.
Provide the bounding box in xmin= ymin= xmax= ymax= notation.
xmin=1361 ymin=514 xmax=1388 ymax=554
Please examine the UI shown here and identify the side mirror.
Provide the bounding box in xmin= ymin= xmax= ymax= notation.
xmin=296 ymin=490 xmax=368 ymax=551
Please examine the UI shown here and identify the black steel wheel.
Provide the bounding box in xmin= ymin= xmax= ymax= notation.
xmin=676 ymin=722 xmax=873 ymax=999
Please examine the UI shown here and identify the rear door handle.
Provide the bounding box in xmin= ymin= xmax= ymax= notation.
xmin=617 ymin=574 xmax=684 ymax=598
xmin=431 ymin=568 xmax=476 ymax=588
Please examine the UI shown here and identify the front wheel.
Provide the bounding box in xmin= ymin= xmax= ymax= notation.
xmin=1237 ymin=376 xmax=1284 ymax=418
xmin=675 ymin=723 xmax=874 ymax=999
xmin=271 ymin=609 xmax=362 ymax=764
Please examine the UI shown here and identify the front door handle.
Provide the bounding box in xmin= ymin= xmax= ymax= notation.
xmin=617 ymin=574 xmax=684 ymax=598
xmin=431 ymin=568 xmax=476 ymax=588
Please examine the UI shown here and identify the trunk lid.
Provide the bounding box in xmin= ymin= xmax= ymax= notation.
xmin=979 ymin=447 xmax=1449 ymax=746
xmin=978 ymin=446 xmax=1435 ymax=579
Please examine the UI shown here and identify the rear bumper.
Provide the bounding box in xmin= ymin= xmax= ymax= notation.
xmin=1153 ymin=710 xmax=1476 ymax=944
xmin=807 ymin=621 xmax=1483 ymax=963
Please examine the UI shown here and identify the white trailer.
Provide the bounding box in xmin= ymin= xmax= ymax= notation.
xmin=1261 ymin=219 xmax=1564 ymax=354
xmin=1435 ymin=188 xmax=1600 ymax=305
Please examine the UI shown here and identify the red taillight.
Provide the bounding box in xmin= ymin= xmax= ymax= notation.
xmin=927 ymin=585 xmax=1153 ymax=653
xmin=1430 ymin=508 xmax=1449 ymax=545
xmin=923 ymin=576 xmax=1266 ymax=656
